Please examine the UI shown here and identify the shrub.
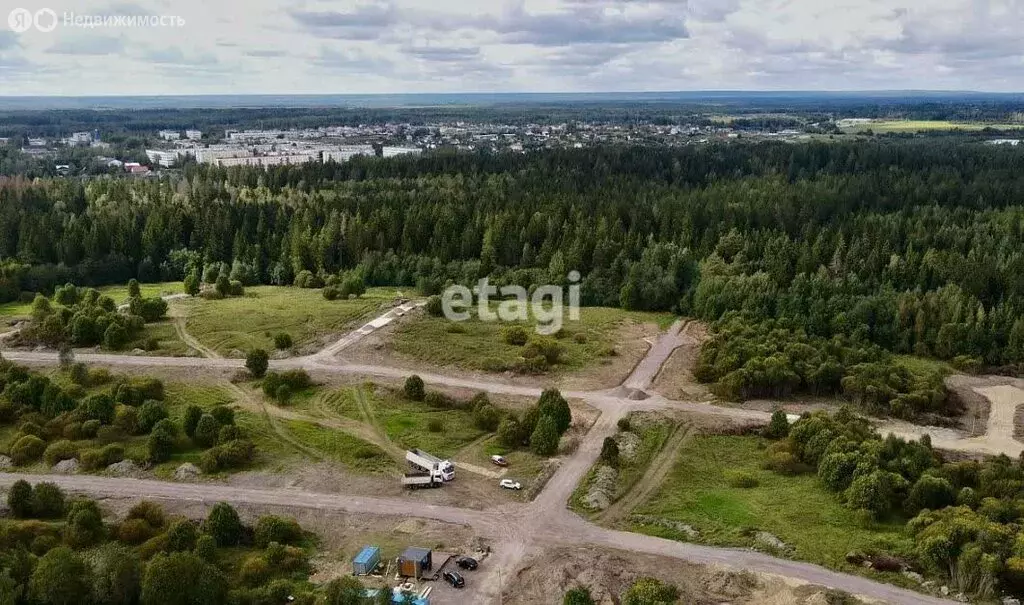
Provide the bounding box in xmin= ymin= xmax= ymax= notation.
xmin=322 ymin=286 xmax=340 ymax=301
xmin=117 ymin=518 xmax=156 ymax=545
xmin=211 ymin=405 xmax=234 ymax=426
xmin=522 ymin=336 xmax=563 ymax=364
xmin=113 ymin=405 xmax=139 ymax=434
xmin=205 ymin=502 xmax=242 ymax=546
xmin=537 ymin=389 xmax=572 ymax=435
xmin=763 ymin=410 xmax=790 ymax=439
xmin=218 ymin=424 xmax=241 ymax=443
xmin=246 ymin=349 xmax=269 ymax=378
xmin=725 ymin=471 xmax=760 ymax=488
xmin=147 ymin=419 xmax=177 ymax=463
xmin=31 ymin=483 xmax=65 ymax=518
xmin=501 ymin=325 xmax=530 ymax=346
xmin=141 ymin=552 xmax=225 ymax=605
xmin=183 ymin=405 xmax=203 ymax=438
xmin=128 ymin=500 xmax=166 ymax=528
xmin=273 ymin=333 xmax=293 ymax=350
xmin=403 ymin=375 xmax=425 ymax=401
xmin=200 ymin=439 xmax=254 ymax=473
xmin=137 ymin=401 xmax=169 ymax=434
xmin=425 ymin=295 xmax=443 ymax=317
xmin=195 ymin=534 xmax=217 ymax=561
xmin=600 ymin=437 xmax=620 ymax=467
xmin=165 ymin=519 xmax=199 ymax=552
xmin=427 ymin=418 xmax=444 ymax=433
xmin=194 ymin=414 xmax=220 ymax=448
xmin=623 ymin=577 xmax=679 ymax=605
xmin=11 ymin=435 xmax=46 ymax=465
xmin=64 ymin=499 xmax=105 ymax=548
xmin=617 ymin=417 xmax=631 ymax=432
xmin=906 ymin=475 xmax=956 ymax=515
xmin=474 ymin=404 xmax=501 ymax=431
xmin=530 ymin=415 xmax=560 ymax=456
xmin=7 ymin=479 xmax=34 ymax=517
xmin=254 ymin=515 xmax=302 ymax=548
xmin=29 ymin=547 xmax=92 ymax=605
xmin=240 ymin=555 xmax=271 ymax=587
xmin=81 ymin=419 xmax=101 ymax=438
xmin=43 ymin=440 xmax=78 ymax=466
xmin=80 ymin=444 xmax=124 ymax=471
xmin=763 ymin=451 xmax=809 ymax=476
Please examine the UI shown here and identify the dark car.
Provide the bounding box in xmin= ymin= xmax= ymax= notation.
xmin=443 ymin=570 xmax=465 ymax=588
xmin=456 ymin=556 xmax=478 ymax=570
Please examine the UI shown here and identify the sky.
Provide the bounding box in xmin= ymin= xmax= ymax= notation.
xmin=0 ymin=0 xmax=1022 ymax=96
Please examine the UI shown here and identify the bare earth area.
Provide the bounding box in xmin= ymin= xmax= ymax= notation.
xmin=649 ymin=319 xmax=714 ymax=402
xmin=505 ymin=546 xmax=874 ymax=605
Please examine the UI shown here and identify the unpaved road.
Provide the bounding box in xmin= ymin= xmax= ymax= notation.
xmin=0 ymin=308 xmax=990 ymax=605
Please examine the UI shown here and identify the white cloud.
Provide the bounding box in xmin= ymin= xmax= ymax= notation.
xmin=0 ymin=0 xmax=1020 ymax=94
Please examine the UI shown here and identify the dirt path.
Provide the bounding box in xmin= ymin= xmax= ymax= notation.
xmin=171 ymin=313 xmax=222 ymax=359
xmin=622 ymin=319 xmax=688 ymax=392
xmin=597 ymin=423 xmax=692 ymax=525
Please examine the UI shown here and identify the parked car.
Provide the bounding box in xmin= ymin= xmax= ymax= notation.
xmin=456 ymin=556 xmax=478 ymax=570
xmin=499 ymin=479 xmax=522 ymax=490
xmin=490 ymin=455 xmax=508 ymax=467
xmin=443 ymin=570 xmax=465 ymax=588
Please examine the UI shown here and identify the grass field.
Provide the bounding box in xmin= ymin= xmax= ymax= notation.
xmin=842 ymin=120 xmax=1024 ymax=133
xmin=174 ymin=286 xmax=399 ymax=355
xmin=390 ymin=306 xmax=674 ymax=375
xmin=634 ymin=435 xmax=914 ymax=572
xmin=282 ymin=421 xmax=395 ymax=473
xmin=291 ymin=384 xmax=488 ymax=459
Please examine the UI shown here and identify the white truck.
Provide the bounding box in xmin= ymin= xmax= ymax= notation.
xmin=402 ymin=471 xmax=444 ymax=489
xmin=406 ymin=449 xmax=455 ymax=481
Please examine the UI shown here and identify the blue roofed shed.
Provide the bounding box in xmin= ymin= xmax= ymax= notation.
xmin=352 ymin=546 xmax=381 ymax=575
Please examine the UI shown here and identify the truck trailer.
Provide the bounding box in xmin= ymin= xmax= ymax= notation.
xmin=405 ymin=449 xmax=455 ymax=481
xmin=402 ymin=472 xmax=444 ymax=489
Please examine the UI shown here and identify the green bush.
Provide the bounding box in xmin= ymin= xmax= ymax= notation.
xmin=205 ymin=502 xmax=242 ymax=547
xmin=246 ymin=349 xmax=269 ymax=378
xmin=194 ymin=414 xmax=220 ymax=448
xmin=501 ymin=325 xmax=530 ymax=346
xmin=403 ymin=375 xmax=425 ymax=401
xmin=43 ymin=440 xmax=78 ymax=466
xmin=254 ymin=515 xmax=302 ymax=548
xmin=725 ymin=471 xmax=760 ymax=488
xmin=31 ymin=483 xmax=65 ymax=518
xmin=137 ymin=401 xmax=169 ymax=434
xmin=183 ymin=405 xmax=203 ymax=438
xmin=273 ymin=333 xmax=293 ymax=350
xmin=7 ymin=479 xmax=34 ymax=518
xmin=427 ymin=418 xmax=444 ymax=433
xmin=11 ymin=435 xmax=46 ymax=466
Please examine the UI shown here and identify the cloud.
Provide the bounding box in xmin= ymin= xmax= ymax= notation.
xmin=244 ymin=49 xmax=288 ymax=58
xmin=401 ymin=45 xmax=480 ymax=62
xmin=46 ymin=34 xmax=125 ymax=56
xmin=311 ymin=47 xmax=395 ymax=73
xmin=141 ymin=47 xmax=219 ymax=66
xmin=487 ymin=5 xmax=689 ymax=46
xmin=289 ymin=3 xmax=398 ymax=40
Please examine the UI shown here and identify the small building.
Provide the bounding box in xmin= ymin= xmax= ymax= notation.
xmin=158 ymin=130 xmax=180 ymax=141
xmin=398 ymin=547 xmax=432 ymax=578
xmin=185 ymin=129 xmax=202 ymax=140
xmin=352 ymin=545 xmax=380 ymax=575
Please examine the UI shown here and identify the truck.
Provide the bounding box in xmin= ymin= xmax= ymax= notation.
xmin=402 ymin=471 xmax=444 ymax=489
xmin=406 ymin=449 xmax=455 ymax=481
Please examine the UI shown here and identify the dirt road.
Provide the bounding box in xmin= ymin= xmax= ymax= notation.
xmin=0 ymin=309 xmax=984 ymax=604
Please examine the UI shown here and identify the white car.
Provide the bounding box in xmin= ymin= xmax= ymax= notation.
xmin=499 ymin=479 xmax=522 ymax=490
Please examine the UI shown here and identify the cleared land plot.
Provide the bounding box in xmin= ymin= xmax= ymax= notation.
xmin=288 ymin=384 xmax=488 ymax=459
xmin=841 ymin=120 xmax=1024 ymax=133
xmin=634 ymin=435 xmax=914 ymax=576
xmin=381 ymin=306 xmax=674 ymax=389
xmin=173 ymin=286 xmax=398 ymax=356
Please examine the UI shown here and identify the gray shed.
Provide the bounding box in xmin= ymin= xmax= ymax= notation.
xmin=398 ymin=547 xmax=433 ymax=578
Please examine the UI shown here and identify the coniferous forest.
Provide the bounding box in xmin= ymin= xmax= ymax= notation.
xmin=2 ymin=140 xmax=1023 ymax=416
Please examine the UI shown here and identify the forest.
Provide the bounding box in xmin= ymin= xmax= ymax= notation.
xmin=0 ymin=140 xmax=1022 ymax=413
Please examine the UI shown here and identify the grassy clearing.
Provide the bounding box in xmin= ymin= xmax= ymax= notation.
xmin=391 ymin=306 xmax=674 ymax=375
xmin=894 ymin=355 xmax=954 ymax=376
xmin=174 ymin=286 xmax=398 ymax=356
xmin=122 ymin=320 xmax=191 ymax=356
xmin=635 ymin=435 xmax=914 ymax=573
xmin=458 ymin=435 xmax=550 ymax=491
xmin=842 ymin=120 xmax=1024 ymax=133
xmin=283 ymin=420 xmax=394 ymax=474
xmin=290 ymin=384 xmax=488 ymax=459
